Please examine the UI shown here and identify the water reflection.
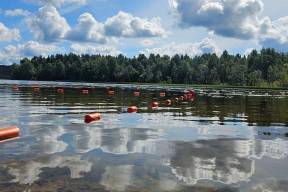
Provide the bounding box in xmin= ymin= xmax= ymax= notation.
xmin=1 ymin=80 xmax=288 ymax=191
xmin=4 ymin=155 xmax=92 ymax=185
xmin=101 ymin=165 xmax=133 ymax=191
xmin=162 ymin=139 xmax=255 ymax=185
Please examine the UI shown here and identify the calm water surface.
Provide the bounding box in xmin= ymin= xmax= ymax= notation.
xmin=0 ymin=80 xmax=288 ymax=192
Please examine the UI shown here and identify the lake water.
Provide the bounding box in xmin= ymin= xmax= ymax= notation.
xmin=0 ymin=80 xmax=288 ymax=192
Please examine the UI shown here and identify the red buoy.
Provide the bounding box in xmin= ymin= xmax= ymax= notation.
xmin=189 ymin=89 xmax=195 ymax=96
xmin=76 ymin=86 xmax=80 ymax=88
xmin=165 ymin=100 xmax=171 ymax=105
xmin=84 ymin=113 xmax=101 ymax=121
xmin=34 ymin=88 xmax=40 ymax=92
xmin=57 ymin=89 xmax=64 ymax=93
xmin=61 ymin=85 xmax=65 ymax=88
xmin=160 ymin=93 xmax=165 ymax=97
xmin=167 ymin=89 xmax=171 ymax=92
xmin=184 ymin=95 xmax=187 ymax=99
xmin=121 ymin=88 xmax=125 ymax=90
xmin=47 ymin=84 xmax=50 ymax=87
xmin=91 ymin=86 xmax=95 ymax=89
xmin=109 ymin=91 xmax=114 ymax=95
xmin=134 ymin=92 xmax=140 ymax=95
xmin=179 ymin=96 xmax=184 ymax=100
xmin=127 ymin=106 xmax=137 ymax=113
xmin=106 ymin=87 xmax=110 ymax=90
xmin=0 ymin=127 xmax=20 ymax=139
xmin=174 ymin=98 xmax=179 ymax=102
xmin=12 ymin=87 xmax=18 ymax=90
xmin=151 ymin=102 xmax=159 ymax=107
xmin=83 ymin=90 xmax=89 ymax=94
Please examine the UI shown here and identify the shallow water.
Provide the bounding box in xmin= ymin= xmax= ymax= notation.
xmin=0 ymin=80 xmax=288 ymax=192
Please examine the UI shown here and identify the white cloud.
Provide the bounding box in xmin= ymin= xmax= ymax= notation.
xmin=5 ymin=9 xmax=31 ymax=17
xmin=23 ymin=0 xmax=86 ymax=7
xmin=65 ymin=13 xmax=112 ymax=44
xmin=104 ymin=11 xmax=170 ymax=38
xmin=140 ymin=37 xmax=222 ymax=57
xmin=139 ymin=39 xmax=157 ymax=47
xmin=70 ymin=44 xmax=122 ymax=56
xmin=258 ymin=16 xmax=288 ymax=51
xmin=197 ymin=2 xmax=224 ymax=15
xmin=0 ymin=41 xmax=64 ymax=65
xmin=0 ymin=22 xmax=21 ymax=42
xmin=244 ymin=48 xmax=256 ymax=56
xmin=26 ymin=7 xmax=169 ymax=44
xmin=169 ymin=0 xmax=263 ymax=40
xmin=26 ymin=6 xmax=71 ymax=43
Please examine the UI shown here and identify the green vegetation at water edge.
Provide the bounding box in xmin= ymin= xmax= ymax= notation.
xmin=7 ymin=47 xmax=288 ymax=88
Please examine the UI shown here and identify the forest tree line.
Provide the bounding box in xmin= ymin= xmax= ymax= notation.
xmin=5 ymin=48 xmax=288 ymax=87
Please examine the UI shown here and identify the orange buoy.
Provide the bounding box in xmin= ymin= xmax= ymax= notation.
xmin=57 ymin=89 xmax=64 ymax=93
xmin=151 ymin=102 xmax=159 ymax=107
xmin=47 ymin=84 xmax=50 ymax=87
xmin=184 ymin=95 xmax=187 ymax=99
xmin=83 ymin=90 xmax=88 ymax=94
xmin=12 ymin=87 xmax=18 ymax=90
xmin=76 ymin=86 xmax=80 ymax=88
xmin=109 ymin=91 xmax=114 ymax=95
xmin=134 ymin=92 xmax=140 ymax=95
xmin=136 ymin=87 xmax=140 ymax=91
xmin=167 ymin=89 xmax=171 ymax=92
xmin=165 ymin=100 xmax=171 ymax=105
xmin=84 ymin=113 xmax=101 ymax=121
xmin=91 ymin=86 xmax=95 ymax=89
xmin=106 ymin=87 xmax=110 ymax=90
xmin=0 ymin=127 xmax=20 ymax=139
xmin=179 ymin=96 xmax=184 ymax=100
xmin=174 ymin=98 xmax=179 ymax=102
xmin=127 ymin=106 xmax=137 ymax=113
xmin=160 ymin=93 xmax=165 ymax=97
xmin=34 ymin=88 xmax=40 ymax=92
xmin=121 ymin=87 xmax=125 ymax=90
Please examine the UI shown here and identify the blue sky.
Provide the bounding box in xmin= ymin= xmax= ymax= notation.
xmin=0 ymin=0 xmax=288 ymax=65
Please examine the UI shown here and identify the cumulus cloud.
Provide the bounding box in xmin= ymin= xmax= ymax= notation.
xmin=258 ymin=16 xmax=288 ymax=51
xmin=5 ymin=9 xmax=31 ymax=17
xmin=0 ymin=41 xmax=64 ymax=65
xmin=169 ymin=0 xmax=263 ymax=40
xmin=65 ymin=13 xmax=111 ymax=44
xmin=140 ymin=37 xmax=221 ymax=57
xmin=0 ymin=22 xmax=21 ymax=42
xmin=23 ymin=0 xmax=86 ymax=7
xmin=26 ymin=7 xmax=169 ymax=44
xmin=70 ymin=44 xmax=122 ymax=56
xmin=169 ymin=0 xmax=288 ymax=51
xmin=104 ymin=11 xmax=170 ymax=38
xmin=26 ymin=6 xmax=71 ymax=43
